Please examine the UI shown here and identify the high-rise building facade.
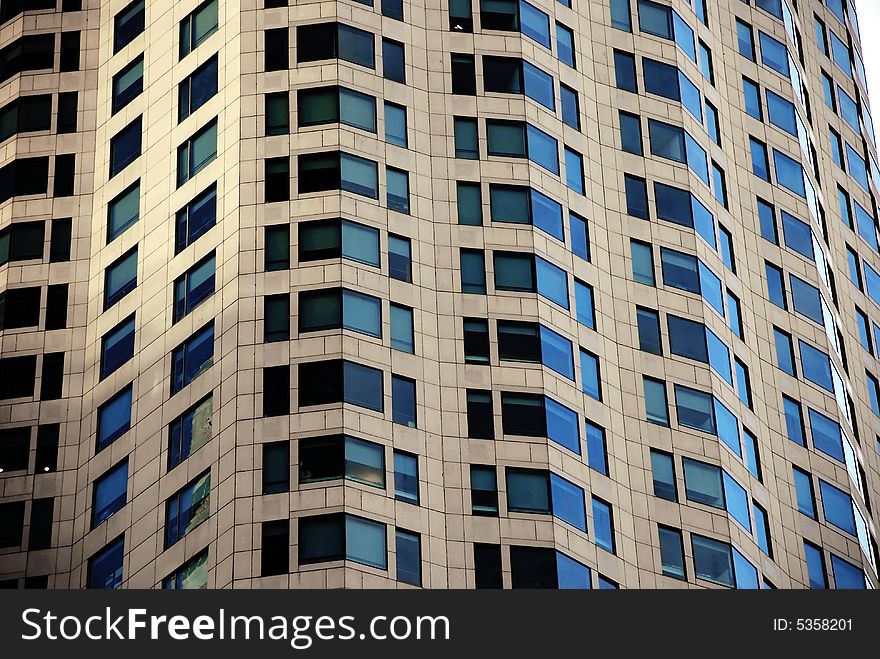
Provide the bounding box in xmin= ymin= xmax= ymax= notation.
xmin=0 ymin=0 xmax=879 ymax=590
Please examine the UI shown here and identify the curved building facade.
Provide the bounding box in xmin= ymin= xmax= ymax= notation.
xmin=1 ymin=0 xmax=879 ymax=590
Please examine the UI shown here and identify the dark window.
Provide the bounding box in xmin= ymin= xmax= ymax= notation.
xmin=168 ymin=395 xmax=213 ymax=469
xmin=298 ymin=151 xmax=379 ymax=198
xmin=88 ymin=536 xmax=124 ymax=589
xmin=264 ymin=28 xmax=289 ymax=71
xmin=299 ymin=434 xmax=385 ymax=488
xmin=97 ymin=386 xmax=132 ymax=451
xmin=624 ymin=174 xmax=648 ymax=219
xmin=265 ymin=92 xmax=290 ymax=136
xmin=0 ymin=157 xmax=50 ymax=203
xmin=263 ymin=365 xmax=290 ymax=417
xmin=0 ymin=94 xmax=52 ymax=141
xmin=451 ymin=54 xmax=477 ymax=94
xmin=614 ymin=50 xmax=637 ymax=91
xmin=298 ymin=513 xmax=387 ymax=569
xmin=0 ymin=34 xmax=55 ymax=84
xmin=651 ymin=449 xmax=677 ymax=501
xmin=264 ymin=294 xmax=290 ymax=342
xmin=382 ymin=39 xmax=405 ymax=83
xmin=262 ymin=441 xmax=290 ymax=494
xmin=0 ymin=287 xmax=41 ymax=330
xmin=49 ymin=219 xmax=71 ymax=263
xmin=396 ymin=530 xmax=421 ymax=586
xmin=100 ymin=314 xmax=136 ymax=379
xmin=178 ymin=56 xmax=218 ymax=122
xmin=53 ymin=154 xmax=75 ymax=197
xmin=173 ymin=252 xmax=215 ymax=322
xmin=107 ymin=181 xmax=139 ymax=243
xmin=509 ymin=546 xmax=562 ymax=588
xmin=637 ymin=306 xmax=662 ymax=354
xmin=560 ymin=83 xmax=580 ymax=129
xmin=498 ymin=320 xmax=540 ymax=362
xmin=114 ymin=0 xmax=145 ymax=53
xmin=265 ymin=225 xmax=290 ymax=271
xmin=59 ymin=31 xmax=80 ymax=72
xmin=171 ymin=323 xmax=214 ymax=395
xmin=261 ymin=520 xmax=289 ymax=576
xmin=501 ymin=392 xmax=545 ymax=437
xmin=0 ymin=501 xmax=25 ymax=548
xmin=265 ymin=157 xmax=290 ymax=203
xmin=460 ymin=249 xmax=486 ymax=293
xmin=175 ymin=184 xmax=216 ymax=253
xmin=298 ymin=359 xmax=383 ymax=412
xmin=177 ymin=118 xmax=218 ymax=186
xmin=382 ymin=0 xmax=404 ymax=20
xmin=109 ymin=116 xmax=142 ymax=178
xmin=57 ymin=92 xmax=78 ymax=133
xmin=93 ymin=461 xmax=128 ymax=527
xmin=1 ymin=221 xmax=44 ymax=265
xmin=180 ymin=0 xmax=219 ymax=59
xmin=0 ymin=427 xmax=29 ymax=474
xmin=45 ymin=284 xmax=68 ymax=331
xmin=112 ymin=56 xmax=143 ymax=114
xmin=0 ymin=355 xmax=37 ymax=400
xmin=36 ymin=424 xmax=59 ymax=474
xmin=298 ymin=287 xmax=381 ymax=337
xmin=449 ymin=0 xmax=474 ymax=32
xmin=463 ymin=319 xmax=490 ymax=365
xmin=474 ymin=543 xmax=503 ymax=588
xmin=40 ymin=353 xmax=64 ymax=400
xmin=28 ymin=498 xmax=53 ymax=550
xmin=104 ymin=247 xmax=138 ymax=310
xmin=466 ymin=389 xmax=494 ymax=439
xmin=471 ymin=465 xmax=498 ymax=515
xmin=297 ymin=23 xmax=375 ymax=69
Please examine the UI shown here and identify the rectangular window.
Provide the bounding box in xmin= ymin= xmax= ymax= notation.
xmin=631 ymin=240 xmax=655 ymax=285
xmin=112 ymin=55 xmax=143 ymax=114
xmin=390 ymin=304 xmax=414 ymax=353
xmin=392 ymin=375 xmax=417 ymax=428
xmin=659 ymin=526 xmax=685 ymax=579
xmin=108 ymin=181 xmax=140 ymax=243
xmin=97 ymin=386 xmax=132 ymax=451
xmin=586 ymin=420 xmax=607 ymax=475
xmin=384 ymin=102 xmax=407 ymax=147
xmin=619 ymin=111 xmax=643 ymax=155
xmin=264 ymin=294 xmax=290 ymax=343
xmin=180 ymin=0 xmax=219 ymax=59
xmin=177 ymin=119 xmax=218 ymax=186
xmin=382 ymin=39 xmax=405 ymax=82
xmin=299 ymin=514 xmax=387 ymax=569
xmin=298 ymin=359 xmax=384 ymax=412
xmin=88 ymin=537 xmax=124 ymax=589
xmin=297 ymin=23 xmax=375 ymax=69
xmin=175 ymin=184 xmax=216 ymax=253
xmin=168 ymin=395 xmax=213 ymax=469
xmin=114 ymin=0 xmax=145 ymax=53
xmin=173 ymin=252 xmax=215 ymax=322
xmin=466 ymin=389 xmax=494 ymax=439
xmin=262 ymin=441 xmax=290 ymax=495
xmin=389 ymin=234 xmax=412 ymax=282
xmin=651 ymin=450 xmax=676 ymax=501
xmin=265 ymin=225 xmax=290 ymax=271
xmin=644 ymin=376 xmax=669 ymax=426
xmin=93 ymin=461 xmax=128 ymax=527
xmin=178 ymin=56 xmax=218 ymax=122
xmin=592 ymin=497 xmax=614 ymax=553
xmin=396 ymin=530 xmax=421 ymax=586
xmin=165 ymin=471 xmax=211 ymax=548
xmin=171 ymin=323 xmax=214 ymax=395
xmin=804 ymin=540 xmax=827 ymax=588
xmin=471 ymin=465 xmax=498 ymax=516
xmin=394 ymin=451 xmax=419 ymax=504
xmin=386 ymin=167 xmax=410 ymax=214
xmin=264 ymin=28 xmax=289 ymax=71
xmin=299 ymin=435 xmax=385 ymax=488
xmin=109 ymin=116 xmax=142 ymax=178
xmin=793 ymin=466 xmax=817 ymax=519
xmin=297 ymin=86 xmax=377 ymax=133
xmin=265 ymin=92 xmax=289 ymax=136
xmin=104 ymin=248 xmax=137 ymax=310
xmin=261 ymin=521 xmax=289 ymax=577
xmin=264 ymin=157 xmax=290 ymax=203
xmin=100 ymin=315 xmax=136 ymax=380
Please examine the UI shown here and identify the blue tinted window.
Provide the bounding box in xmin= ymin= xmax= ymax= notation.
xmin=564 ymin=148 xmax=584 ymax=194
xmin=580 ymin=349 xmax=601 ymax=400
xmin=574 ymin=279 xmax=595 ymax=329
xmin=684 ymin=132 xmax=709 ymax=185
xmin=698 ymin=261 xmax=724 ymax=316
xmin=660 ymin=248 xmax=699 ymax=293
xmin=556 ymin=23 xmax=575 ymax=67
xmin=750 ymin=138 xmax=769 ymax=180
xmin=832 ymin=554 xmax=866 ymax=589
xmin=674 ymin=385 xmax=715 ymax=434
xmin=692 ymin=535 xmax=733 ymax=587
xmin=783 ymin=395 xmax=805 ymax=445
xmin=744 ymin=429 xmax=761 ymax=481
xmin=97 ymin=386 xmax=133 ymax=450
xmin=673 ymin=11 xmax=696 ymax=62
xmin=744 ymin=79 xmax=762 ymax=120
xmin=521 ymin=1 xmax=551 ymax=48
xmin=570 ymin=213 xmax=589 ymax=260
xmin=536 ymin=256 xmax=569 ymax=309
xmin=619 ymin=111 xmax=643 ymax=155
xmin=830 ymin=31 xmax=852 ymax=77
xmin=774 ymin=329 xmax=796 ymax=376
xmin=550 ymin=472 xmax=586 ymax=531
xmin=723 ymin=471 xmax=751 ymax=531
xmin=706 ymin=329 xmax=732 ymax=385
xmin=799 ymin=340 xmax=833 ymax=392
xmin=794 ymin=467 xmax=817 ymax=518
xmin=89 ymin=536 xmax=125 ymax=589
xmin=585 ymin=420 xmax=607 ymax=475
xmin=789 ymin=275 xmax=823 ymax=324
xmin=845 ymin=144 xmax=869 ymax=191
xmin=592 ymin=498 xmax=614 ymax=553
xmin=93 ymin=461 xmax=128 ymax=527
xmin=766 ymin=90 xmax=796 ymax=135
xmin=773 ymin=150 xmax=806 ymax=197
xmin=737 ymin=20 xmax=755 ymax=59
xmin=808 ymin=408 xmax=844 ymax=462
xmin=526 ymin=124 xmax=559 ymax=174
xmin=540 ymin=325 xmax=574 ymax=380
xmin=837 ymin=86 xmax=860 ymax=133
xmin=759 ymin=32 xmax=789 ymax=77
xmin=546 ymin=397 xmax=579 ymax=453
xmin=523 ymin=61 xmax=555 ymax=110
xmin=804 ymin=541 xmax=827 ymax=588
xmin=733 ymin=548 xmax=759 ymax=589
xmin=819 ymin=480 xmax=856 ymax=535
xmin=781 ymin=211 xmax=814 ymax=259
xmin=766 ymin=262 xmax=786 ymax=308
xmin=610 ymin=0 xmax=632 ymax=31
xmin=101 ymin=315 xmax=136 ymax=379
xmin=648 ymin=119 xmax=685 ymax=162
xmin=531 ymin=189 xmax=564 ymax=240
xmin=638 ymin=0 xmax=671 ymax=38
xmin=714 ymin=398 xmax=741 ymax=456
xmin=754 ymin=503 xmax=772 ymax=556
xmin=854 ymin=202 xmax=878 ymax=250
xmin=171 ymin=324 xmax=214 ymax=394
xmin=644 ymin=377 xmax=669 ymax=426
xmin=556 ymin=552 xmax=591 ymax=588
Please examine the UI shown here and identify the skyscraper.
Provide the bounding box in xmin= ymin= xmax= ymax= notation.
xmin=0 ymin=0 xmax=878 ymax=590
